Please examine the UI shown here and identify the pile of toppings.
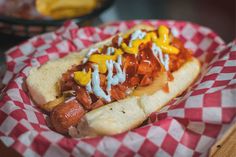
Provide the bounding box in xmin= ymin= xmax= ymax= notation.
xmin=59 ymin=25 xmax=192 ymax=110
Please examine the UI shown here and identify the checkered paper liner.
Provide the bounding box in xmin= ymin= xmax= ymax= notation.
xmin=0 ymin=20 xmax=236 ymax=157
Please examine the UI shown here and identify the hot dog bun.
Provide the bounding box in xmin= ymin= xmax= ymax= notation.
xmin=26 ymin=38 xmax=113 ymax=107
xmin=26 ymin=24 xmax=154 ymax=108
xmin=26 ymin=24 xmax=201 ymax=137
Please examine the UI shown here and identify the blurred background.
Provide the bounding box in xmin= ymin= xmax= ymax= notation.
xmin=0 ymin=0 xmax=235 ymax=60
xmin=102 ymin=0 xmax=235 ymax=42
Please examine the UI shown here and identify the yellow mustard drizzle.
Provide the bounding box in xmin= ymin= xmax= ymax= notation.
xmin=154 ymin=25 xmax=179 ymax=54
xmin=74 ymin=69 xmax=91 ymax=86
xmin=121 ymin=32 xmax=155 ymax=55
xmin=121 ymin=25 xmax=179 ymax=55
xmin=121 ymin=40 xmax=142 ymax=54
xmin=88 ymin=48 xmax=123 ymax=73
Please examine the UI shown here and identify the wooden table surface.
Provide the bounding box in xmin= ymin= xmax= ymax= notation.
xmin=210 ymin=123 xmax=236 ymax=157
xmin=0 ymin=141 xmax=21 ymax=157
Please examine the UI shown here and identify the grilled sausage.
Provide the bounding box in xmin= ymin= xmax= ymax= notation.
xmin=50 ymin=99 xmax=85 ymax=134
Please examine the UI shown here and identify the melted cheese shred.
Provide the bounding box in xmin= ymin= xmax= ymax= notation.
xmin=151 ymin=43 xmax=169 ymax=71
xmin=85 ymin=56 xmax=126 ymax=102
xmin=82 ymin=48 xmax=98 ymax=63
xmin=91 ymin=64 xmax=111 ymax=102
xmin=106 ymin=55 xmax=126 ymax=94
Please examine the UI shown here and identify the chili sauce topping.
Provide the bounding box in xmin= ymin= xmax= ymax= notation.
xmin=59 ymin=25 xmax=192 ymax=110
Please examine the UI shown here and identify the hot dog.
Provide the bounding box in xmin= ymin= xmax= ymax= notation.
xmin=26 ymin=24 xmax=201 ymax=137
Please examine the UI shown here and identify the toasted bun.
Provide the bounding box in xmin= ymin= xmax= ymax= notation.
xmin=76 ymin=58 xmax=200 ymax=137
xmin=26 ymin=53 xmax=83 ymax=105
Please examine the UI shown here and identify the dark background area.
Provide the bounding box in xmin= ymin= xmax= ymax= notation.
xmin=112 ymin=0 xmax=235 ymax=42
xmin=0 ymin=0 xmax=235 ymax=62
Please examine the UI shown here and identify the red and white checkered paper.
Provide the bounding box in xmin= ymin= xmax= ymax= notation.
xmin=0 ymin=20 xmax=236 ymax=157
